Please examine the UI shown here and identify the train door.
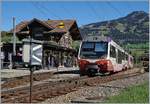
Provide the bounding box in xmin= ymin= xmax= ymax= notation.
xmin=116 ymin=49 xmax=119 ymax=64
xmin=128 ymin=56 xmax=134 ymax=68
xmin=116 ymin=49 xmax=125 ymax=71
xmin=109 ymin=44 xmax=117 ymax=68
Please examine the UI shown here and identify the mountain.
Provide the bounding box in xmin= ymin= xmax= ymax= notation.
xmin=79 ymin=11 xmax=149 ymax=45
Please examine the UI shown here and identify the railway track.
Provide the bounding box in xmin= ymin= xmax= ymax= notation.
xmin=1 ymin=69 xmax=143 ymax=103
xmin=1 ymin=71 xmax=54 ymax=89
xmin=2 ymin=69 xmax=80 ymax=89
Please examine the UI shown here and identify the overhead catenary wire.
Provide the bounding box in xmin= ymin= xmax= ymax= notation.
xmin=58 ymin=3 xmax=88 ymax=38
xmin=60 ymin=4 xmax=75 ymax=19
xmin=31 ymin=2 xmax=49 ymax=18
xmin=106 ymin=1 xmax=122 ymax=16
xmin=31 ymin=1 xmax=87 ymax=38
xmin=37 ymin=2 xmax=62 ymax=20
xmin=105 ymin=1 xmax=133 ymax=51
xmin=10 ymin=2 xmax=43 ymax=29
xmin=86 ymin=1 xmax=107 ymax=36
xmin=86 ymin=1 xmax=102 ymax=21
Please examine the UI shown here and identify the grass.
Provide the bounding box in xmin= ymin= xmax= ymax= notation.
xmin=124 ymin=42 xmax=149 ymax=49
xmin=105 ymin=81 xmax=149 ymax=103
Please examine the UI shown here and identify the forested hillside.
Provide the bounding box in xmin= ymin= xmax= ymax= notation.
xmin=79 ymin=11 xmax=149 ymax=45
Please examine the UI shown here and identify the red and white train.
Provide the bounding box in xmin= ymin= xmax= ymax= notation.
xmin=78 ymin=36 xmax=133 ymax=76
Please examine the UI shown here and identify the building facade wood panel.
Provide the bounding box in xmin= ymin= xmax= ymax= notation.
xmin=6 ymin=18 xmax=82 ymax=69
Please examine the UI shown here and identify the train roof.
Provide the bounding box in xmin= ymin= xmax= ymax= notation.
xmin=83 ymin=35 xmax=112 ymax=42
xmin=110 ymin=40 xmax=129 ymax=54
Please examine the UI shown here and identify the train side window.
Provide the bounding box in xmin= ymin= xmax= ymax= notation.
xmin=110 ymin=45 xmax=116 ymax=58
xmin=122 ymin=52 xmax=125 ymax=61
xmin=130 ymin=57 xmax=133 ymax=63
xmin=124 ymin=53 xmax=126 ymax=60
xmin=126 ymin=54 xmax=128 ymax=60
xmin=122 ymin=52 xmax=124 ymax=60
xmin=118 ymin=50 xmax=122 ymax=64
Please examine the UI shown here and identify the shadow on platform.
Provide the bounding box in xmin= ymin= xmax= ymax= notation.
xmin=54 ymin=69 xmax=80 ymax=74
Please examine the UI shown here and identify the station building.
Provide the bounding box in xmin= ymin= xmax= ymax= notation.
xmin=2 ymin=18 xmax=82 ymax=69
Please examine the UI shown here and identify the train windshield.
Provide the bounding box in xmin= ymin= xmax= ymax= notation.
xmin=80 ymin=42 xmax=108 ymax=59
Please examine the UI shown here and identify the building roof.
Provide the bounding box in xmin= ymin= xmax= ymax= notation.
xmin=10 ymin=18 xmax=82 ymax=40
xmin=45 ymin=19 xmax=75 ymax=31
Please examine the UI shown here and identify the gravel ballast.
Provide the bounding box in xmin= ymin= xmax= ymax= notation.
xmin=43 ymin=72 xmax=149 ymax=103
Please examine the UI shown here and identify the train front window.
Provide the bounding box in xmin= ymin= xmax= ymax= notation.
xmin=80 ymin=42 xmax=108 ymax=59
xmin=95 ymin=43 xmax=106 ymax=52
xmin=82 ymin=42 xmax=94 ymax=51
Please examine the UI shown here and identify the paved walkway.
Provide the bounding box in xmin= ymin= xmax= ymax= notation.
xmin=1 ymin=67 xmax=79 ymax=78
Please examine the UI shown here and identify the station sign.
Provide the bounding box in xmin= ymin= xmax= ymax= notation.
xmin=31 ymin=43 xmax=42 ymax=65
xmin=58 ymin=22 xmax=65 ymax=28
xmin=23 ymin=39 xmax=43 ymax=66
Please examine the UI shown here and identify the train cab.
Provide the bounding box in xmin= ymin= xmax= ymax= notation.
xmin=78 ymin=36 xmax=133 ymax=76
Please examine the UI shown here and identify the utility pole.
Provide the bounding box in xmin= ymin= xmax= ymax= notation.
xmin=0 ymin=27 xmax=1 ymax=70
xmin=13 ymin=17 xmax=16 ymax=56
xmin=0 ymin=38 xmax=1 ymax=70
xmin=29 ymin=33 xmax=33 ymax=103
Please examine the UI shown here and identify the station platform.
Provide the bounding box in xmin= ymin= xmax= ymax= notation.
xmin=1 ymin=67 xmax=79 ymax=79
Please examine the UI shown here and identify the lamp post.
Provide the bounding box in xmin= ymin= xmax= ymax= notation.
xmin=29 ymin=35 xmax=33 ymax=103
xmin=28 ymin=26 xmax=33 ymax=103
xmin=13 ymin=17 xmax=16 ymax=56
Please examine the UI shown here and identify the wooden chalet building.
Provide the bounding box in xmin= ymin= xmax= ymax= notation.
xmin=9 ymin=18 xmax=82 ymax=68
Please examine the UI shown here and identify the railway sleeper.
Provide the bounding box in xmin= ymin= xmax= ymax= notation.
xmin=35 ymin=96 xmax=45 ymax=101
xmin=2 ymin=70 xmax=142 ymax=103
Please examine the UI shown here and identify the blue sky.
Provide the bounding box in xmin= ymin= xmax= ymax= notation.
xmin=2 ymin=1 xmax=149 ymax=31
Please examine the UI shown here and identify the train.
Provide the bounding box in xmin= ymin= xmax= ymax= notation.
xmin=141 ymin=52 xmax=149 ymax=72
xmin=78 ymin=36 xmax=134 ymax=76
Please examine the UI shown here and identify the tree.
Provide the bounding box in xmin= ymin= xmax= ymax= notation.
xmin=1 ymin=31 xmax=20 ymax=43
xmin=72 ymin=41 xmax=81 ymax=52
